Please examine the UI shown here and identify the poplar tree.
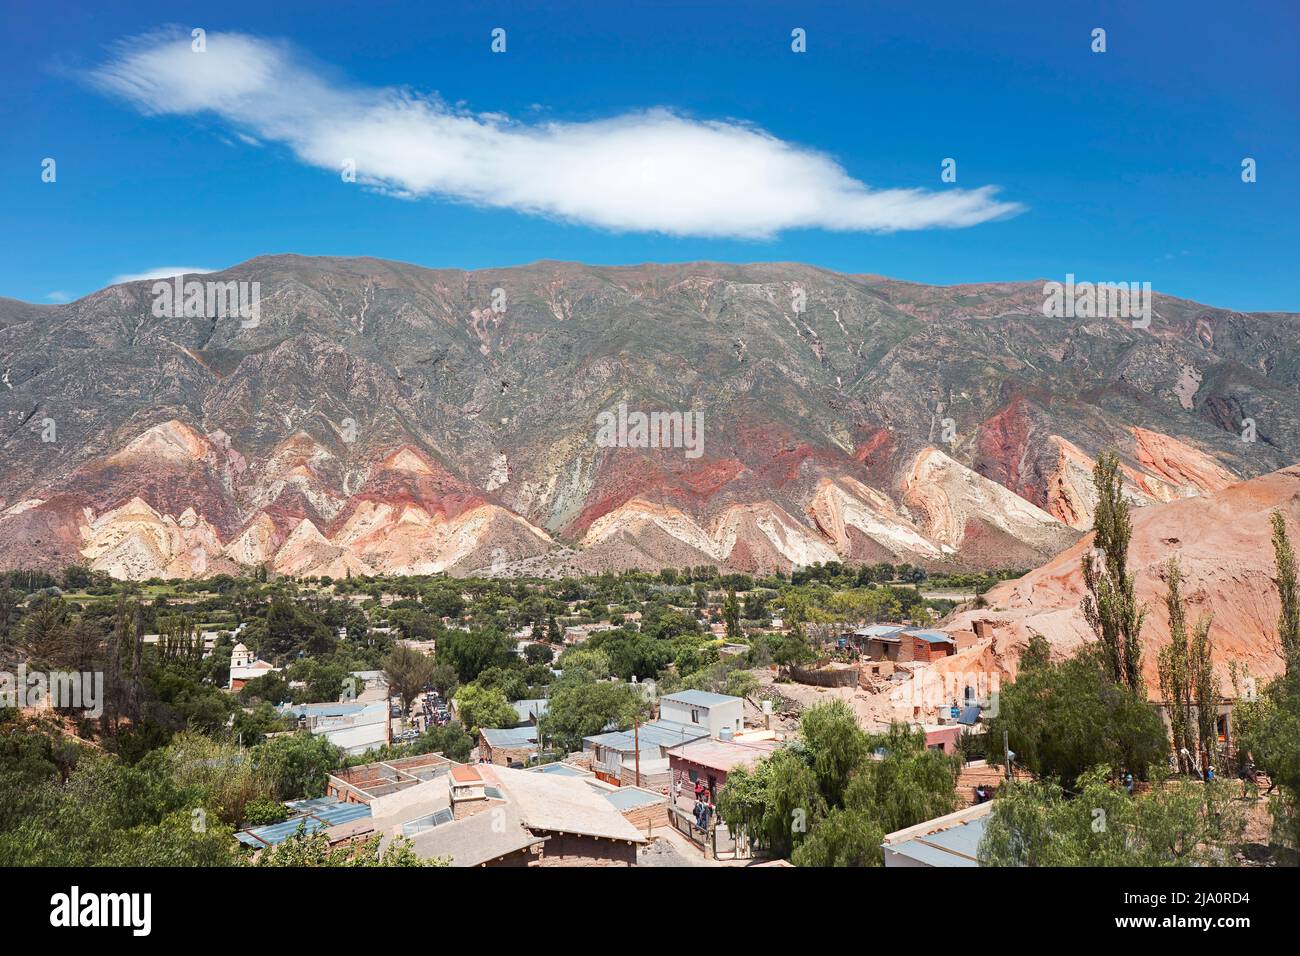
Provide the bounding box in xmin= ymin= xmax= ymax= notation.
xmin=1157 ymin=558 xmax=1217 ymax=773
xmin=1081 ymin=452 xmax=1145 ymax=691
xmin=1272 ymin=511 xmax=1299 ymax=670
xmin=723 ymin=588 xmax=742 ymax=640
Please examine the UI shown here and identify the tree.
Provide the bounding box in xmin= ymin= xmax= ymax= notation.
xmin=846 ymin=724 xmax=960 ymax=834
xmin=541 ymin=679 xmax=647 ymax=754
xmin=983 ymin=637 xmax=1167 ymax=790
xmin=718 ymin=748 xmax=825 ymax=860
xmin=414 ymin=721 xmax=474 ymax=763
xmin=260 ymin=598 xmax=335 ymax=660
xmin=1157 ymin=558 xmax=1217 ymax=773
xmin=790 ymin=807 xmax=884 ymax=867
xmin=524 ymin=643 xmax=554 ymax=666
xmin=1273 ymin=511 xmax=1299 ymax=669
xmin=799 ymin=700 xmax=868 ymax=808
xmin=725 ymin=669 xmax=759 ymax=700
xmin=723 ymin=589 xmax=741 ymax=640
xmin=252 ymin=829 xmax=443 ymax=867
xmin=771 ymin=628 xmax=813 ymax=670
xmin=452 ymin=683 xmax=517 ymax=736
xmin=1234 ymin=515 xmax=1300 ymax=848
xmin=1081 ymin=452 xmax=1145 ymax=692
xmin=979 ymin=766 xmax=1244 ymax=866
xmin=253 ymin=732 xmax=344 ymax=801
xmin=151 ymin=732 xmax=274 ymax=826
xmin=428 ymin=662 xmax=459 ymax=699
xmin=437 ymin=627 xmax=514 ymax=684
xmin=383 ymin=644 xmax=436 ymax=714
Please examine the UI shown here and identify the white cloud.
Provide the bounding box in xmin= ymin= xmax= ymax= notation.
xmin=45 ymin=291 xmax=73 ymax=303
xmin=110 ymin=266 xmax=214 ymax=284
xmin=89 ymin=30 xmax=1022 ymax=239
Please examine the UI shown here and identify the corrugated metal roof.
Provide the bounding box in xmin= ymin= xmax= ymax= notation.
xmin=511 ymin=698 xmax=549 ymax=722
xmin=311 ymin=801 xmax=373 ymax=828
xmin=856 ymin=624 xmax=907 ymax=638
xmin=239 ymin=806 xmax=374 ymax=848
xmin=885 ymin=814 xmax=987 ymax=867
xmin=481 ymin=725 xmax=539 ymax=747
xmin=665 ymin=736 xmax=778 ymax=772
xmin=584 ymin=720 xmax=709 ymax=754
xmin=661 ymin=689 xmax=741 ymax=708
xmin=237 ymin=799 xmax=373 ymax=847
xmin=904 ymin=629 xmax=955 ymax=644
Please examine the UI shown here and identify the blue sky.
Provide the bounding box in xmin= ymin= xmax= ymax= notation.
xmin=2 ymin=0 xmax=1297 ymax=310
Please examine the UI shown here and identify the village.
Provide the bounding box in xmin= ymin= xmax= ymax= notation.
xmin=201 ymin=562 xmax=1246 ymax=868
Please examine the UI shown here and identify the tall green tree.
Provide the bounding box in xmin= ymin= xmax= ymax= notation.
xmin=1081 ymin=452 xmax=1145 ymax=692
xmin=1273 ymin=510 xmax=1300 ymax=669
xmin=383 ymin=644 xmax=436 ymax=714
xmin=799 ymin=699 xmax=868 ymax=808
xmin=983 ymin=637 xmax=1167 ymax=790
xmin=723 ymin=589 xmax=741 ymax=641
xmin=1157 ymin=558 xmax=1217 ymax=773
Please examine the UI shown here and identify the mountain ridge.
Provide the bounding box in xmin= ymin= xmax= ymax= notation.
xmin=1 ymin=255 xmax=1295 ymax=579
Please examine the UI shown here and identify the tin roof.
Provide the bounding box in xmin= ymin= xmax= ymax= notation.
xmin=511 ymin=698 xmax=550 ymax=723
xmin=480 ymin=725 xmax=539 ymax=748
xmin=904 ymin=629 xmax=956 ymax=645
xmin=661 ymin=689 xmax=741 ymax=708
xmin=855 ymin=624 xmax=907 ymax=638
xmin=882 ymin=802 xmax=992 ymax=867
xmin=236 ymin=798 xmax=372 ymax=847
xmin=584 ymin=719 xmax=709 ymax=754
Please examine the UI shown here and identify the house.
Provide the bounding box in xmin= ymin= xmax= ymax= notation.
xmin=583 ymin=720 xmax=709 ymax=787
xmin=326 ymin=753 xmax=454 ymax=805
xmin=905 ymin=629 xmax=958 ymax=662
xmin=479 ymin=725 xmax=539 ymax=766
xmin=227 ymin=642 xmax=279 ymax=692
xmin=855 ymin=624 xmax=907 ymax=660
xmin=562 ymin=622 xmax=615 ymax=645
xmin=919 ymin=723 xmax=962 ymax=755
xmin=881 ymin=801 xmax=993 ymax=867
xmin=235 ymin=795 xmax=373 ymax=852
xmin=665 ymin=736 xmax=779 ymax=807
xmin=1154 ymin=696 xmax=1236 ymax=764
xmin=282 ymin=700 xmax=390 ymax=755
xmin=369 ymin=762 xmax=648 ymax=866
xmin=856 ymin=625 xmax=956 ymax=663
xmin=511 ymin=698 xmax=549 ymax=726
xmin=659 ymin=690 xmax=744 ymax=738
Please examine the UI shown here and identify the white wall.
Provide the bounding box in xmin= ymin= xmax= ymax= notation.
xmin=660 ymin=697 xmax=743 ymax=738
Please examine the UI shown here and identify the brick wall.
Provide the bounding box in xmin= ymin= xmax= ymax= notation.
xmin=531 ymin=832 xmax=638 ymax=867
xmin=482 ymin=741 xmax=535 ymax=766
xmin=621 ymin=801 xmax=669 ymax=832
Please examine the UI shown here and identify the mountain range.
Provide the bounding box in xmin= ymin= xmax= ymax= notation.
xmin=1 ymin=256 xmax=1296 ymax=580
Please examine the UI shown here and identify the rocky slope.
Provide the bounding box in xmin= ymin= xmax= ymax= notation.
xmin=0 ymin=256 xmax=1295 ymax=579
xmin=941 ymin=465 xmax=1300 ymax=699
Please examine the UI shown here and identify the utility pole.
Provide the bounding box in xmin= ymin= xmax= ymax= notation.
xmin=634 ymin=717 xmax=641 ymax=788
xmin=1004 ymin=730 xmax=1012 ymax=782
